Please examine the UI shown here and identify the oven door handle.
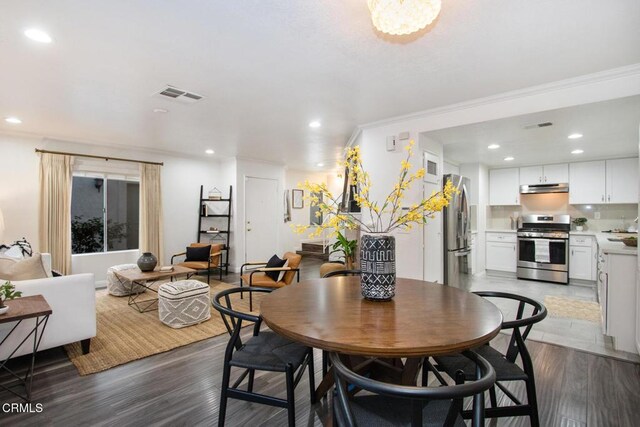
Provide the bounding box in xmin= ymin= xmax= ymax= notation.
xmin=518 ymin=238 xmax=567 ymax=243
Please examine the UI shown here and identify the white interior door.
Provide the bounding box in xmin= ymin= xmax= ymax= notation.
xmin=244 ymin=177 xmax=279 ymax=262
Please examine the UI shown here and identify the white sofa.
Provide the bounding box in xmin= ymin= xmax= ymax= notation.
xmin=0 ymin=254 xmax=96 ymax=360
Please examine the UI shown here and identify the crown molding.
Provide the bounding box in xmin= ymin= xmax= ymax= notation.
xmin=358 ymin=63 xmax=640 ymax=131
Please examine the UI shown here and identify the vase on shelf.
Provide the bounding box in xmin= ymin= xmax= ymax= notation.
xmin=359 ymin=234 xmax=396 ymax=301
xmin=137 ymin=252 xmax=158 ymax=272
xmin=576 ymin=226 xmax=584 ymax=231
xmin=0 ymin=305 xmax=8 ymax=315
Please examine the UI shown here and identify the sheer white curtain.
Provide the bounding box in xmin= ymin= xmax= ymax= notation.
xmin=139 ymin=163 xmax=163 ymax=263
xmin=39 ymin=153 xmax=73 ymax=274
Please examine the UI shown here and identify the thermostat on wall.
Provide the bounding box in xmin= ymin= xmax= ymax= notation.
xmin=386 ymin=136 xmax=398 ymax=152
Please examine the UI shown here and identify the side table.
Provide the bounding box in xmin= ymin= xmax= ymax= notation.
xmin=0 ymin=295 xmax=52 ymax=402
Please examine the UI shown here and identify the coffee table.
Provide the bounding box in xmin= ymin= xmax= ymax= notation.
xmin=0 ymin=295 xmax=52 ymax=402
xmin=114 ymin=266 xmax=196 ymax=313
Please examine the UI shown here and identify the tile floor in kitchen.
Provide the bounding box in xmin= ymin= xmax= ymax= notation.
xmin=468 ymin=272 xmax=640 ymax=363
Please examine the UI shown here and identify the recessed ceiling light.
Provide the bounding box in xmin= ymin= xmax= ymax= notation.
xmin=153 ymin=108 xmax=168 ymax=114
xmin=317 ymin=162 xmax=324 ymax=167
xmin=309 ymin=121 xmax=321 ymax=128
xmin=487 ymin=144 xmax=500 ymax=150
xmin=571 ymin=149 xmax=584 ymax=154
xmin=24 ymin=28 xmax=52 ymax=43
xmin=568 ymin=133 xmax=583 ymax=140
xmin=4 ymin=117 xmax=22 ymax=124
xmin=504 ymin=156 xmax=514 ymax=161
xmin=205 ymin=149 xmax=214 ymax=155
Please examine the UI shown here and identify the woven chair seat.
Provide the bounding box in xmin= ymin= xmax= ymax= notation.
xmin=345 ymin=395 xmax=465 ymax=427
xmin=230 ymin=331 xmax=308 ymax=372
xmin=435 ymin=344 xmax=528 ymax=382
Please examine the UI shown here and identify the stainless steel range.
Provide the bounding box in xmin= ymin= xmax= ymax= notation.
xmin=517 ymin=214 xmax=570 ymax=285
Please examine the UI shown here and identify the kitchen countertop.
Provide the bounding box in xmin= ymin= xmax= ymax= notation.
xmin=485 ymin=229 xmax=517 ymax=233
xmin=594 ymin=233 xmax=637 ymax=256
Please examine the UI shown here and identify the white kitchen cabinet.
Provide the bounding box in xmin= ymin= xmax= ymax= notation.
xmin=520 ymin=164 xmax=568 ymax=185
xmin=519 ymin=166 xmax=544 ymax=185
xmin=489 ymin=168 xmax=520 ymax=206
xmin=569 ymin=161 xmax=606 ymax=204
xmin=570 ymin=235 xmax=597 ymax=280
xmin=543 ymin=164 xmax=569 ymax=184
xmin=599 ymin=251 xmax=637 ymax=353
xmin=606 ymin=158 xmax=638 ymax=204
xmin=569 ymin=246 xmax=592 ymax=281
xmin=486 ymin=236 xmax=517 ymax=273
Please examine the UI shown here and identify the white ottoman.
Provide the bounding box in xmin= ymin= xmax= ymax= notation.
xmin=107 ymin=264 xmax=147 ymax=296
xmin=158 ymin=280 xmax=211 ymax=328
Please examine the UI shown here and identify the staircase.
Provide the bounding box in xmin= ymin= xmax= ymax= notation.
xmin=296 ymin=241 xmax=329 ymax=260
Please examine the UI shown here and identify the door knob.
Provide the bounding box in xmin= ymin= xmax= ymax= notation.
xmin=247 ymin=228 xmax=252 ymax=232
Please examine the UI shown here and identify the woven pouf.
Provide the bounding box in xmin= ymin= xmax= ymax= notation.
xmin=107 ymin=264 xmax=147 ymax=296
xmin=158 ymin=280 xmax=211 ymax=328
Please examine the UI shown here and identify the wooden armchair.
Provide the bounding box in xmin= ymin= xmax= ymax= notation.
xmin=240 ymin=252 xmax=302 ymax=311
xmin=171 ymin=243 xmax=224 ymax=284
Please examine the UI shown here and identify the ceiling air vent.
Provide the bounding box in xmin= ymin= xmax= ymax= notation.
xmin=154 ymin=85 xmax=205 ymax=104
xmin=523 ymin=122 xmax=553 ymax=130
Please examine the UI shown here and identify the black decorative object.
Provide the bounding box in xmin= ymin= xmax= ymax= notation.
xmin=359 ymin=234 xmax=396 ymax=301
xmin=137 ymin=252 xmax=158 ymax=272
xmin=186 ymin=245 xmax=211 ymax=262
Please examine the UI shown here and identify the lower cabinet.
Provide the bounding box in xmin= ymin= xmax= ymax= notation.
xmin=569 ymin=246 xmax=593 ymax=281
xmin=486 ymin=241 xmax=517 ymax=273
xmin=569 ymin=235 xmax=597 ymax=281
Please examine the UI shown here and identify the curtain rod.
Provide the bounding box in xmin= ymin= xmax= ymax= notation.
xmin=35 ymin=149 xmax=164 ymax=166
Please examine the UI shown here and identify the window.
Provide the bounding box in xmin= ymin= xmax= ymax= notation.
xmin=71 ymin=175 xmax=140 ymax=254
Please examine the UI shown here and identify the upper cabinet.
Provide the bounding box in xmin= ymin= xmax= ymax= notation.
xmin=489 ymin=158 xmax=638 ymax=206
xmin=519 ymin=166 xmax=543 ymax=185
xmin=542 ymin=164 xmax=569 ymax=184
xmin=519 ymin=164 xmax=568 ymax=185
xmin=569 ymin=159 xmax=638 ymax=204
xmin=489 ymin=168 xmax=520 ymax=206
xmin=606 ymin=158 xmax=638 ymax=204
xmin=569 ymin=161 xmax=606 ymax=204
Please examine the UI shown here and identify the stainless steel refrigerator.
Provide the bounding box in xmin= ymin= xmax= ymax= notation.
xmin=442 ymin=174 xmax=471 ymax=289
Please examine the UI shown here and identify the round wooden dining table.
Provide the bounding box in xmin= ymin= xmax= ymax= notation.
xmin=260 ymin=276 xmax=503 ymax=399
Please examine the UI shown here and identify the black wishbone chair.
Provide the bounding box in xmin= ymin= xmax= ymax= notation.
xmin=330 ymin=350 xmax=496 ymax=427
xmin=212 ymin=287 xmax=316 ymax=427
xmin=430 ymin=291 xmax=547 ymax=427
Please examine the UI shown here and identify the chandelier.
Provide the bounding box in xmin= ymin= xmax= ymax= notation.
xmin=368 ymin=0 xmax=442 ymax=36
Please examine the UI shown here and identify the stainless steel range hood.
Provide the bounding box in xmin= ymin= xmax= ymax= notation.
xmin=520 ymin=183 xmax=569 ymax=194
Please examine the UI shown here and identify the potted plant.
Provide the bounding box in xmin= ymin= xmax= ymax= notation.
xmin=329 ymin=231 xmax=358 ymax=269
xmin=294 ymin=140 xmax=455 ymax=301
xmin=0 ymin=281 xmax=22 ymax=315
xmin=572 ymin=217 xmax=588 ymax=232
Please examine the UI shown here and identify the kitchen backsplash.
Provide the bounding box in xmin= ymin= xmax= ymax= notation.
xmin=487 ymin=193 xmax=638 ymax=231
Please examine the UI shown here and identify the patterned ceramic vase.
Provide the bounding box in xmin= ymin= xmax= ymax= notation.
xmin=137 ymin=252 xmax=158 ymax=272
xmin=360 ymin=234 xmax=396 ymax=301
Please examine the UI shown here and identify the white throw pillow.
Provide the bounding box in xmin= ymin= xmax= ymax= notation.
xmin=3 ymin=245 xmax=25 ymax=259
xmin=277 ymin=259 xmax=289 ymax=282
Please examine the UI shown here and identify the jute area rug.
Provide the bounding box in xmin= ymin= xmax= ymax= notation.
xmin=64 ymin=279 xmax=262 ymax=376
xmin=544 ymin=295 xmax=602 ymax=323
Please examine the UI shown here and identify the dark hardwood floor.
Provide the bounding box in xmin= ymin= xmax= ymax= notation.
xmin=1 ymin=257 xmax=639 ymax=426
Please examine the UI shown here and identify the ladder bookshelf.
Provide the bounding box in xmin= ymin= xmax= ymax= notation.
xmin=197 ymin=185 xmax=232 ymax=275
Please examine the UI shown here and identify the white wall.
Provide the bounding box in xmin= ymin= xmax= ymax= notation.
xmin=0 ymin=133 xmax=222 ymax=282
xmin=443 ymin=161 xmax=460 ymax=176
